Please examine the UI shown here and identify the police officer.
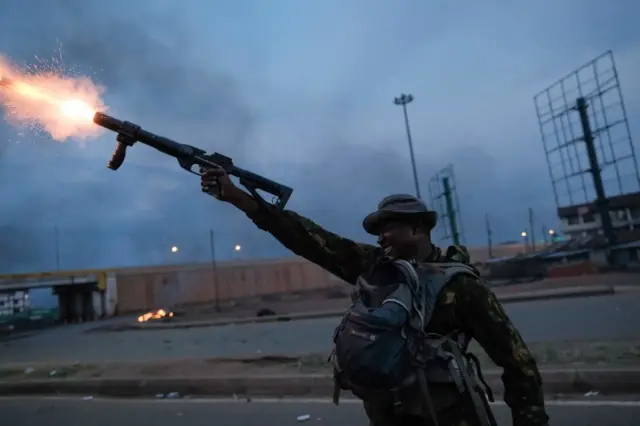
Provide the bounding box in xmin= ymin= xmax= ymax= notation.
xmin=200 ymin=166 xmax=549 ymax=426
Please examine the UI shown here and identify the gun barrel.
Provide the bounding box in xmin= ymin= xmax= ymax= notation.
xmin=94 ymin=112 xmax=193 ymax=158
xmin=93 ymin=111 xmax=123 ymax=132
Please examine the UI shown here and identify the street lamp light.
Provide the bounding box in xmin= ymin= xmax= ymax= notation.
xmin=393 ymin=93 xmax=421 ymax=199
xmin=548 ymin=229 xmax=555 ymax=235
xmin=234 ymin=244 xmax=241 ymax=252
xmin=521 ymin=231 xmax=528 ymax=253
xmin=171 ymin=246 xmax=179 ymax=253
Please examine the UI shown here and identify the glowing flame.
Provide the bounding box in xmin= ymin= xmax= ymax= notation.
xmin=61 ymin=99 xmax=96 ymax=121
xmin=0 ymin=54 xmax=107 ymax=141
xmin=137 ymin=309 xmax=174 ymax=323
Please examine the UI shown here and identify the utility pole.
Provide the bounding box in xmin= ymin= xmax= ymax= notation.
xmin=576 ymin=97 xmax=616 ymax=246
xmin=442 ymin=177 xmax=460 ymax=245
xmin=393 ymin=93 xmax=421 ymax=199
xmin=209 ymin=229 xmax=220 ymax=312
xmin=528 ymin=207 xmax=536 ymax=252
xmin=485 ymin=213 xmax=493 ymax=259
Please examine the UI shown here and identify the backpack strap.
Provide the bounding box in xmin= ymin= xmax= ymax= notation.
xmin=390 ymin=261 xmax=494 ymax=425
xmin=391 ymin=260 xmax=425 ymax=330
xmin=391 ymin=260 xmax=479 ymax=331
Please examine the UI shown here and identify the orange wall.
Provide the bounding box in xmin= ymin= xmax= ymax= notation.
xmin=114 ymin=258 xmax=344 ymax=313
xmin=468 ymin=243 xmax=527 ymax=263
xmin=114 ymin=243 xmax=530 ymax=313
xmin=547 ymin=261 xmax=599 ymax=278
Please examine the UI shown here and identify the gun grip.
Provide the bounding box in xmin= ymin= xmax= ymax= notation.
xmin=107 ymin=142 xmax=127 ymax=170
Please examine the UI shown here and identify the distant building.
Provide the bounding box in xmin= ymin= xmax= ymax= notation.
xmin=557 ymin=192 xmax=640 ymax=241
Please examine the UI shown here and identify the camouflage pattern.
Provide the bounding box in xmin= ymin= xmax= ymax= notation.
xmin=246 ymin=206 xmax=549 ymax=426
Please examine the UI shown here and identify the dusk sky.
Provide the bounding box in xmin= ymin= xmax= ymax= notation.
xmin=1 ymin=0 xmax=638 ymax=273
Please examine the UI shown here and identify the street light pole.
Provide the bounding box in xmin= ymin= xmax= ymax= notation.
xmin=209 ymin=229 xmax=220 ymax=312
xmin=394 ymin=93 xmax=421 ymax=199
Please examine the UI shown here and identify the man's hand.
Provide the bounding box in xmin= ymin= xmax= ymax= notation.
xmin=200 ymin=165 xmax=240 ymax=202
xmin=200 ymin=165 xmax=260 ymax=214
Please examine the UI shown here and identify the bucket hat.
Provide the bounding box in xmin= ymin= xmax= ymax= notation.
xmin=362 ymin=194 xmax=437 ymax=235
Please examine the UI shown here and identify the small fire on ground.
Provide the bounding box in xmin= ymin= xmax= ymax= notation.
xmin=137 ymin=309 xmax=174 ymax=323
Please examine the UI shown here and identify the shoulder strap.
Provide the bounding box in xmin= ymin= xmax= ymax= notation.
xmin=392 ymin=260 xmax=479 ymax=331
xmin=391 ymin=260 xmax=424 ymax=330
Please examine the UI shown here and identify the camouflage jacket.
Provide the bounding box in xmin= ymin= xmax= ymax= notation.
xmin=245 ymin=205 xmax=549 ymax=426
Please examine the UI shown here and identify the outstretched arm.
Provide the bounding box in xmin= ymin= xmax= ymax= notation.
xmin=452 ymin=277 xmax=549 ymax=426
xmin=201 ymin=166 xmax=380 ymax=284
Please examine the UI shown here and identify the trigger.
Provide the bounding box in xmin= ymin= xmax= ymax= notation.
xmin=185 ymin=163 xmax=201 ymax=176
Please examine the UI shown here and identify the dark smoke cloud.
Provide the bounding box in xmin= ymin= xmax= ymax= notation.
xmin=0 ymin=0 xmax=638 ymax=273
xmin=0 ymin=0 xmax=256 ymax=272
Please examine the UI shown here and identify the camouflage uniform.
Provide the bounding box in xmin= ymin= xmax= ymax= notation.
xmin=242 ymin=203 xmax=549 ymax=426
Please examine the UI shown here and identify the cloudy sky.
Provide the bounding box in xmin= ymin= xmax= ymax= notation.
xmin=0 ymin=0 xmax=639 ymax=273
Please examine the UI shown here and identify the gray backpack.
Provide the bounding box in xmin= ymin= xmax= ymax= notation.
xmin=331 ymin=259 xmax=496 ymax=426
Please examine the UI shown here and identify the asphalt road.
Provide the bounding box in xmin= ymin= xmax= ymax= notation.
xmin=3 ymin=397 xmax=640 ymax=426
xmin=2 ymin=292 xmax=639 ymax=364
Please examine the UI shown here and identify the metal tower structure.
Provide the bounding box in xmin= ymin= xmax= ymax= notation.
xmin=533 ymin=50 xmax=639 ymax=245
xmin=427 ymin=164 xmax=465 ymax=246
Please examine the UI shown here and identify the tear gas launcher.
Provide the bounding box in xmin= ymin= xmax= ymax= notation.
xmin=92 ymin=112 xmax=293 ymax=210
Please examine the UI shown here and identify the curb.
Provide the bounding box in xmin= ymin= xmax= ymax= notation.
xmin=497 ymin=285 xmax=614 ymax=304
xmin=88 ymin=285 xmax=616 ymax=332
xmin=0 ymin=368 xmax=638 ymax=398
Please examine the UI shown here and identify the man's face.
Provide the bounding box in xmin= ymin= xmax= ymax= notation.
xmin=376 ymin=220 xmax=421 ymax=259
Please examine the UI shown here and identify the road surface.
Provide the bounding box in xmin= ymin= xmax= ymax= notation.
xmin=3 ymin=396 xmax=640 ymax=426
xmin=1 ymin=292 xmax=639 ymax=364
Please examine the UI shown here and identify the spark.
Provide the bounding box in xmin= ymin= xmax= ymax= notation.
xmin=0 ymin=53 xmax=107 ymax=142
